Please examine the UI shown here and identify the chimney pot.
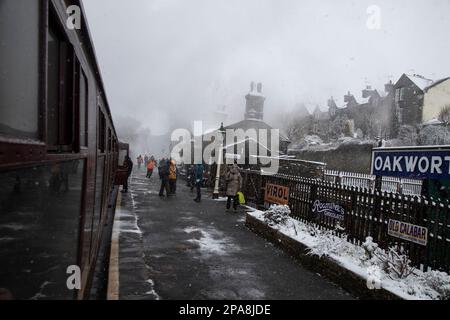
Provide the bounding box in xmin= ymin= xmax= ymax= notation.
xmin=257 ymin=83 xmax=262 ymax=93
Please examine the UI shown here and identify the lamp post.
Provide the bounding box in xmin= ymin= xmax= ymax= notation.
xmin=212 ymin=123 xmax=226 ymax=199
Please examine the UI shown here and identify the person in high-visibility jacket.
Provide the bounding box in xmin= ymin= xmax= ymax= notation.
xmin=146 ymin=159 xmax=156 ymax=178
xmin=168 ymin=159 xmax=177 ymax=195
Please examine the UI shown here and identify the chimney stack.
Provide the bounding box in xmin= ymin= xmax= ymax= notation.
xmin=384 ymin=80 xmax=394 ymax=94
xmin=344 ymin=91 xmax=353 ymax=103
xmin=250 ymin=81 xmax=255 ymax=92
xmin=362 ymin=86 xmax=373 ymax=98
xmin=257 ymin=83 xmax=262 ymax=93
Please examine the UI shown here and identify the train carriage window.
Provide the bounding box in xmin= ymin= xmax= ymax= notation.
xmin=79 ymin=71 xmax=88 ymax=147
xmin=108 ymin=128 xmax=112 ymax=153
xmin=0 ymin=160 xmax=85 ymax=299
xmin=47 ymin=14 xmax=75 ymax=151
xmin=0 ymin=0 xmax=40 ymax=139
xmin=98 ymin=108 xmax=106 ymax=153
xmin=47 ymin=26 xmax=60 ymax=147
xmin=90 ymin=156 xmax=105 ymax=261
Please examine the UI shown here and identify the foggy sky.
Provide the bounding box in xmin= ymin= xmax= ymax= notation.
xmin=83 ymin=0 xmax=450 ymax=135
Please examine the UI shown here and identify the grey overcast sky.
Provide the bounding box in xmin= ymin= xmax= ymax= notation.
xmin=83 ymin=0 xmax=450 ymax=135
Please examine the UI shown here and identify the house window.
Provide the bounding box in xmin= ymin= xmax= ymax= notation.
xmin=0 ymin=0 xmax=40 ymax=139
xmin=47 ymin=15 xmax=75 ymax=151
xmin=396 ymin=107 xmax=403 ymax=124
xmin=395 ymin=88 xmax=405 ymax=102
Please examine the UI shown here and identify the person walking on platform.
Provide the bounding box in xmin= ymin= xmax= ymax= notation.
xmin=137 ymin=155 xmax=143 ymax=170
xmin=122 ymin=156 xmax=134 ymax=193
xmin=188 ymin=165 xmax=196 ymax=191
xmin=193 ymin=163 xmax=204 ymax=203
xmin=225 ymin=163 xmax=242 ymax=211
xmin=144 ymin=155 xmax=149 ymax=167
xmin=158 ymin=158 xmax=171 ymax=197
xmin=169 ymin=159 xmax=177 ymax=195
xmin=146 ymin=158 xmax=156 ymax=178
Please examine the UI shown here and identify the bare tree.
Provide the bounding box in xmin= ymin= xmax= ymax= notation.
xmin=283 ymin=114 xmax=312 ymax=142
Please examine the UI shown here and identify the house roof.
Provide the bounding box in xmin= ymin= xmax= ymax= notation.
xmin=424 ymin=77 xmax=450 ymax=92
xmin=422 ymin=118 xmax=444 ymax=126
xmin=405 ymin=74 xmax=434 ymax=91
xmin=224 ymin=119 xmax=291 ymax=142
xmin=224 ymin=137 xmax=271 ymax=152
xmin=358 ymin=97 xmax=371 ymax=105
xmin=246 ymin=89 xmax=265 ymax=98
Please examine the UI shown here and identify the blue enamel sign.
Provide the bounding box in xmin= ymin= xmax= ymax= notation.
xmin=371 ymin=147 xmax=450 ymax=180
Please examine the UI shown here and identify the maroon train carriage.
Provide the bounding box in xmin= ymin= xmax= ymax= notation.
xmin=0 ymin=0 xmax=121 ymax=299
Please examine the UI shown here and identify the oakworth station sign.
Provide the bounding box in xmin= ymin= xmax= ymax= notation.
xmin=371 ymin=146 xmax=450 ymax=180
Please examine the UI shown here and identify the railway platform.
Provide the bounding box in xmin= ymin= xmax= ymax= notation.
xmin=107 ymin=169 xmax=355 ymax=300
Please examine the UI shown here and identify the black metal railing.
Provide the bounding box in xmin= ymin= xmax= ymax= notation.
xmin=241 ymin=169 xmax=450 ymax=272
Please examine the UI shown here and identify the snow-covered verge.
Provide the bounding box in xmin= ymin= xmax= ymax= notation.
xmin=246 ymin=205 xmax=450 ymax=300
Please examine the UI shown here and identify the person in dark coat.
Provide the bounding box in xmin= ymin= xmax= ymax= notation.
xmin=193 ymin=163 xmax=204 ymax=202
xmin=158 ymin=158 xmax=171 ymax=197
xmin=122 ymin=155 xmax=133 ymax=193
xmin=189 ymin=165 xmax=196 ymax=190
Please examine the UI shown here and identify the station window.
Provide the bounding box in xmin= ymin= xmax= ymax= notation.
xmin=47 ymin=14 xmax=75 ymax=151
xmin=0 ymin=0 xmax=40 ymax=139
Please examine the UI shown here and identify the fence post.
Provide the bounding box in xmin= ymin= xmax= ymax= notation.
xmin=398 ymin=179 xmax=403 ymax=194
xmin=374 ymin=175 xmax=382 ymax=191
xmin=309 ymin=183 xmax=318 ymax=221
xmin=372 ymin=175 xmax=383 ymax=241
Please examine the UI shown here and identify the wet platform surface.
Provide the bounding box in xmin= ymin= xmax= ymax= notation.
xmin=112 ymin=169 xmax=355 ymax=300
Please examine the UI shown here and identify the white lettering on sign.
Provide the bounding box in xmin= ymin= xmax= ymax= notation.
xmin=418 ymin=157 xmax=429 ymax=173
xmin=431 ymin=156 xmax=443 ymax=174
xmin=312 ymin=200 xmax=345 ymax=221
xmin=405 ymin=156 xmax=418 ymax=172
xmin=446 ymin=156 xmax=450 ymax=174
xmin=382 ymin=157 xmax=391 ymax=171
xmin=393 ymin=156 xmax=403 ymax=172
xmin=374 ymin=156 xmax=383 ymax=171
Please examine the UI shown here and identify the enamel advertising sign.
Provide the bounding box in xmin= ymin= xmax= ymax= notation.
xmin=312 ymin=200 xmax=345 ymax=221
xmin=265 ymin=183 xmax=289 ymax=205
xmin=387 ymin=219 xmax=428 ymax=246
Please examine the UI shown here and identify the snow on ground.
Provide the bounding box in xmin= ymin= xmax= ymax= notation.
xmin=184 ymin=226 xmax=240 ymax=257
xmin=213 ymin=197 xmax=228 ymax=202
xmin=116 ymin=188 xmax=142 ymax=235
xmin=246 ymin=205 xmax=450 ymax=300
